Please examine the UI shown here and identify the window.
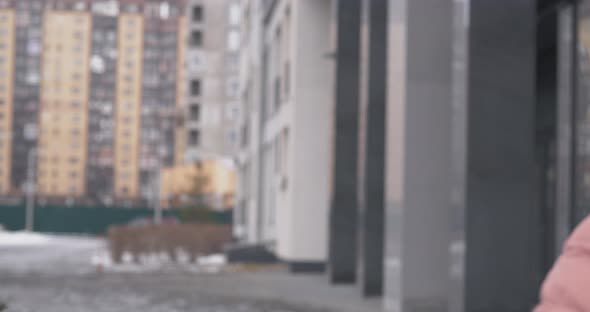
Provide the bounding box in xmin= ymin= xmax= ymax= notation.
xmin=69 ymin=185 xmax=77 ymax=193
xmin=275 ymin=136 xmax=280 ymax=173
xmin=69 ymin=171 xmax=78 ymax=178
xmin=282 ymin=128 xmax=289 ymax=175
xmin=189 ymin=129 xmax=200 ymax=146
xmin=190 ymin=30 xmax=203 ymax=47
xmin=284 ymin=62 xmax=290 ymax=97
xmin=228 ymin=3 xmax=240 ymax=26
xmin=274 ymin=77 xmax=281 ymax=108
xmin=71 ymin=101 xmax=81 ymax=108
xmin=227 ymin=30 xmax=239 ymax=52
xmin=190 ymin=79 xmax=201 ymax=96
xmin=190 ymin=104 xmax=200 ymax=121
xmin=192 ymin=5 xmax=203 ymax=22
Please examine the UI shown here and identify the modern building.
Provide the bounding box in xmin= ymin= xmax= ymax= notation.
xmin=237 ymin=0 xmax=590 ymax=311
xmin=180 ymin=0 xmax=240 ymax=163
xmin=235 ymin=0 xmax=333 ymax=270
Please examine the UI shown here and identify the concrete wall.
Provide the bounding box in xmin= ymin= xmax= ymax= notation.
xmin=287 ymin=0 xmax=332 ymax=262
xmin=184 ymin=0 xmax=238 ymax=160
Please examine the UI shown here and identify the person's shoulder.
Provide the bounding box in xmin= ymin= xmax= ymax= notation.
xmin=565 ymin=217 xmax=590 ymax=251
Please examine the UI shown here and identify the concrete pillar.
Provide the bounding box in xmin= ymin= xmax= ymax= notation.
xmin=357 ymin=0 xmax=388 ymax=297
xmin=383 ymin=0 xmax=542 ymax=311
xmin=328 ymin=0 xmax=362 ymax=284
xmin=458 ymin=1 xmax=542 ymax=311
xmin=383 ymin=0 xmax=454 ymax=310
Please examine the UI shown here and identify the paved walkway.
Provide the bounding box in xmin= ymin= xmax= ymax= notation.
xmin=0 ymin=234 xmax=384 ymax=312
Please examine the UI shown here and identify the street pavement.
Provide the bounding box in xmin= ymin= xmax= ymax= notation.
xmin=0 ymin=234 xmax=381 ymax=312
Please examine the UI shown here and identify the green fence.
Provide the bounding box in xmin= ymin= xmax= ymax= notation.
xmin=0 ymin=204 xmax=232 ymax=235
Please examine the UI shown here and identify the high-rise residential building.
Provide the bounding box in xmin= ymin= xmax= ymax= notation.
xmin=0 ymin=8 xmax=14 ymax=195
xmin=179 ymin=0 xmax=240 ymax=163
xmin=87 ymin=12 xmax=117 ymax=204
xmin=0 ymin=0 xmax=205 ymax=206
xmin=39 ymin=8 xmax=92 ymax=198
xmin=9 ymin=0 xmax=43 ymax=195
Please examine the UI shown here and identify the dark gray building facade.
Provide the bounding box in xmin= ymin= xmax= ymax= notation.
xmin=326 ymin=0 xmax=590 ymax=311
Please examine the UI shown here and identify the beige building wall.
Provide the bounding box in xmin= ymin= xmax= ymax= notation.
xmin=160 ymin=160 xmax=236 ymax=209
xmin=0 ymin=9 xmax=14 ymax=194
xmin=114 ymin=13 xmax=144 ymax=199
xmin=38 ymin=11 xmax=91 ymax=197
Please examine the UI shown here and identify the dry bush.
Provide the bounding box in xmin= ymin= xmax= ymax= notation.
xmin=107 ymin=223 xmax=231 ymax=264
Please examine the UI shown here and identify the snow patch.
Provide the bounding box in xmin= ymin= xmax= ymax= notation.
xmin=91 ymin=250 xmax=227 ymax=274
xmin=0 ymin=231 xmax=53 ymax=246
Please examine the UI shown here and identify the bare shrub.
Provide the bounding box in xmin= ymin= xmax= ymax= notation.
xmin=107 ymin=224 xmax=232 ymax=264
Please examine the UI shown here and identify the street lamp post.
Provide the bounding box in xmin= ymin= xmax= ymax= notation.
xmin=153 ymin=161 xmax=162 ymax=225
xmin=25 ymin=148 xmax=36 ymax=232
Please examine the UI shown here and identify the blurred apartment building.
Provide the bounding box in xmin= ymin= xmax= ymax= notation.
xmin=182 ymin=0 xmax=240 ymax=162
xmin=159 ymin=158 xmax=236 ymax=211
xmin=0 ymin=0 xmax=239 ymax=206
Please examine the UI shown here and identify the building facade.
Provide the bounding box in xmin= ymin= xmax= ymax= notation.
xmin=236 ymin=0 xmax=333 ymax=269
xmin=237 ymin=0 xmax=590 ymax=310
xmin=38 ymin=7 xmax=92 ymax=198
xmin=181 ymin=0 xmax=240 ymax=163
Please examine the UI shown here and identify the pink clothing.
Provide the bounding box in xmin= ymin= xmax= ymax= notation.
xmin=536 ymin=217 xmax=590 ymax=312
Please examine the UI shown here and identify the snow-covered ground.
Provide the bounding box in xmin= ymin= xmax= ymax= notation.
xmin=0 ymin=231 xmax=226 ymax=275
xmin=0 ymin=231 xmax=328 ymax=312
xmin=0 ymin=231 xmax=53 ymax=246
xmin=0 ymin=232 xmax=104 ymax=275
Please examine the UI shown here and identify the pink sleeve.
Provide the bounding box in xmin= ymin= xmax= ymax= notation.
xmin=535 ymin=217 xmax=590 ymax=312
